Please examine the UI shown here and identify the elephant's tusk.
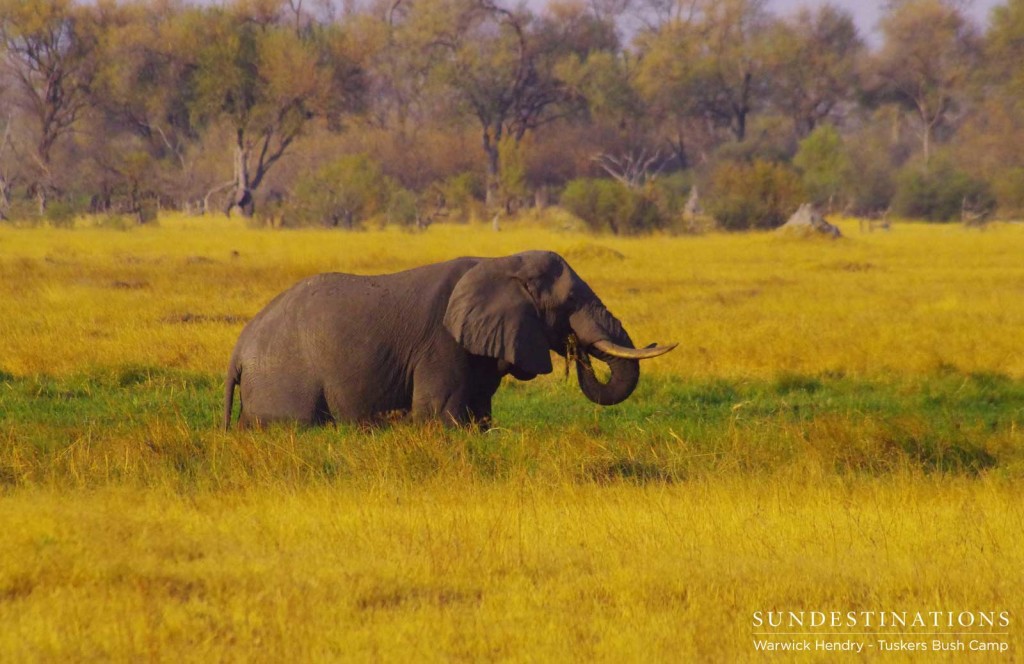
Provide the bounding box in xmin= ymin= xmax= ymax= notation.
xmin=592 ymin=339 xmax=678 ymax=360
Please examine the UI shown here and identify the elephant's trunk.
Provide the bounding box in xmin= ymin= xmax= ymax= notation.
xmin=576 ymin=345 xmax=640 ymax=406
xmin=569 ymin=305 xmax=642 ymax=406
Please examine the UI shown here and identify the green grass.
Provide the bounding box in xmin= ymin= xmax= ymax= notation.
xmin=3 ymin=367 xmax=1021 ymax=490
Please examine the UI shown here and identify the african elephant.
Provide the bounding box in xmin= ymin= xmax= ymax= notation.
xmin=223 ymin=250 xmax=675 ymax=429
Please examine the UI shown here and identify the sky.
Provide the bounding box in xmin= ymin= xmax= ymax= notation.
xmin=769 ymin=0 xmax=1005 ymax=43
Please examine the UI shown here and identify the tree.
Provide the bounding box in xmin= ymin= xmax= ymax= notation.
xmin=636 ymin=0 xmax=774 ymax=167
xmin=188 ymin=2 xmax=364 ymax=216
xmin=866 ymin=0 xmax=979 ymax=169
xmin=418 ymin=0 xmax=594 ymax=208
xmin=283 ymin=153 xmax=393 ymax=227
xmin=0 ymin=0 xmax=98 ymax=209
xmin=793 ymin=124 xmax=852 ymax=208
xmin=986 ymin=0 xmax=1024 ymax=95
xmin=766 ymin=4 xmax=863 ymax=139
xmin=81 ymin=1 xmax=205 ymax=215
xmin=555 ymin=32 xmax=665 ymax=180
xmin=952 ymin=0 xmax=1024 ymax=215
xmin=0 ymin=114 xmax=13 ymax=218
xmin=704 ymin=159 xmax=803 ymax=230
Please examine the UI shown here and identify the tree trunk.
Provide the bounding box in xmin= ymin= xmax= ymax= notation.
xmin=733 ymin=108 xmax=747 ymax=142
xmin=225 ymin=136 xmax=256 ymax=217
xmin=0 ymin=177 xmax=10 ymax=220
xmin=670 ymin=131 xmax=689 ymax=171
xmin=483 ymin=128 xmax=501 ymax=210
xmin=922 ymin=124 xmax=931 ymax=173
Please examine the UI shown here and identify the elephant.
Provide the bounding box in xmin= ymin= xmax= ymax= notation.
xmin=223 ymin=250 xmax=676 ymax=429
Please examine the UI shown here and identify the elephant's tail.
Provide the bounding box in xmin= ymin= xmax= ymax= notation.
xmin=223 ymin=353 xmax=242 ymax=430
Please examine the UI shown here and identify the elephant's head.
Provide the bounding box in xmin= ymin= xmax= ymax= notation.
xmin=443 ymin=251 xmax=676 ymax=405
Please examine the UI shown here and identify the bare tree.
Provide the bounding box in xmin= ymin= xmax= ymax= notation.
xmin=867 ymin=0 xmax=979 ymax=169
xmin=593 ymin=148 xmax=663 ymax=189
xmin=767 ymin=5 xmax=864 ymax=138
xmin=0 ymin=114 xmax=13 ymax=218
xmin=188 ymin=4 xmax=364 ymax=217
xmin=422 ymin=0 xmax=592 ymax=208
xmin=0 ymin=0 xmax=97 ymax=209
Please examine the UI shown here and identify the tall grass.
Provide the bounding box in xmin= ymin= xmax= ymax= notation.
xmin=1 ymin=214 xmax=1022 ymax=660
xmin=2 ymin=478 xmax=1022 ymax=660
xmin=2 ymin=214 xmax=1022 ymax=378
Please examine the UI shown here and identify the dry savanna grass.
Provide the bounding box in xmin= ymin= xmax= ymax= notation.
xmin=1 ymin=214 xmax=1023 ymax=660
xmin=2 ymin=213 xmax=1023 ymax=379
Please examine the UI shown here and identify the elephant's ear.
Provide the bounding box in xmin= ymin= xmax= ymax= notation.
xmin=443 ymin=258 xmax=553 ymax=376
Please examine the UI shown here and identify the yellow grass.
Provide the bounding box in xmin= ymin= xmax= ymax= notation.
xmin=1 ymin=214 xmax=1023 ymax=660
xmin=2 ymin=213 xmax=1022 ymax=379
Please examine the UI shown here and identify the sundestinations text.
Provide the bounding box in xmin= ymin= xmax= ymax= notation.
xmin=752 ymin=610 xmax=1010 ymax=629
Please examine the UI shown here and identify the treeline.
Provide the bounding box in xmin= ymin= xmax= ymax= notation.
xmin=2 ymin=0 xmax=1024 ymax=231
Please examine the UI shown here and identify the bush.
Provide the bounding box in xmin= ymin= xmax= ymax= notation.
xmin=44 ymin=201 xmax=77 ymax=229
xmin=648 ymin=171 xmax=694 ymax=220
xmin=892 ymin=162 xmax=995 ymax=222
xmin=560 ymin=178 xmax=665 ymax=235
xmin=93 ymin=214 xmax=135 ymax=231
xmin=437 ymin=172 xmax=485 ymax=223
xmin=1 ymin=197 xmax=42 ymax=226
xmin=991 ymin=167 xmax=1024 ymax=218
xmin=385 ymin=187 xmax=419 ymax=227
xmin=793 ymin=125 xmax=853 ymax=209
xmin=283 ymin=154 xmax=393 ymax=228
xmin=704 ymin=160 xmax=804 ymax=231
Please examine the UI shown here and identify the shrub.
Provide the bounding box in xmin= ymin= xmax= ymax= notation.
xmin=283 ymin=154 xmax=392 ymax=228
xmin=437 ymin=172 xmax=485 ymax=223
xmin=1 ymin=197 xmax=42 ymax=226
xmin=892 ymin=162 xmax=995 ymax=222
xmin=648 ymin=171 xmax=694 ymax=220
xmin=991 ymin=167 xmax=1024 ymax=218
xmin=498 ymin=135 xmax=527 ymax=207
xmin=560 ymin=178 xmax=665 ymax=235
xmin=45 ymin=201 xmax=77 ymax=229
xmin=793 ymin=125 xmax=853 ymax=209
xmin=385 ymin=187 xmax=419 ymax=227
xmin=704 ymin=160 xmax=804 ymax=230
xmin=93 ymin=214 xmax=135 ymax=231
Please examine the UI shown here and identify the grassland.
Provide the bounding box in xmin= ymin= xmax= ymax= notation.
xmin=1 ymin=214 xmax=1023 ymax=660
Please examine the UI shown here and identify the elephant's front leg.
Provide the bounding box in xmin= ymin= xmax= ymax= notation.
xmin=410 ymin=370 xmax=474 ymax=425
xmin=410 ymin=352 xmax=501 ymax=427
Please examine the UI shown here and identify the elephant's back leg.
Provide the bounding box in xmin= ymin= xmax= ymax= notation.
xmin=238 ymin=368 xmax=328 ymax=427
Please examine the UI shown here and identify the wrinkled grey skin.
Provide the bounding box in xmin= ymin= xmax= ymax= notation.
xmin=223 ymin=251 xmax=646 ymax=429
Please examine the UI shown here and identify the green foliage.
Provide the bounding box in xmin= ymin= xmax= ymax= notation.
xmin=497 ymin=135 xmax=527 ymax=204
xmin=704 ymin=160 xmax=804 ymax=230
xmin=869 ymin=0 xmax=978 ymax=169
xmin=794 ymin=125 xmax=853 ymax=208
xmin=385 ymin=187 xmax=419 ymax=227
xmin=560 ymin=178 xmax=664 ymax=235
xmin=0 ymin=0 xmax=1016 ymax=227
xmin=892 ymin=161 xmax=995 ymax=222
xmin=282 ymin=155 xmax=393 ymax=228
xmin=438 ymin=172 xmax=485 ymax=223
xmin=987 ymin=0 xmax=1024 ymax=93
xmin=93 ymin=214 xmax=135 ymax=231
xmin=844 ymin=134 xmax=899 ymax=214
xmin=991 ymin=167 xmax=1024 ymax=217
xmin=647 ymin=171 xmax=694 ymax=222
xmin=713 ymin=115 xmax=796 ymax=165
xmin=44 ymin=201 xmax=77 ymax=229
xmin=1 ymin=197 xmax=42 ymax=226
